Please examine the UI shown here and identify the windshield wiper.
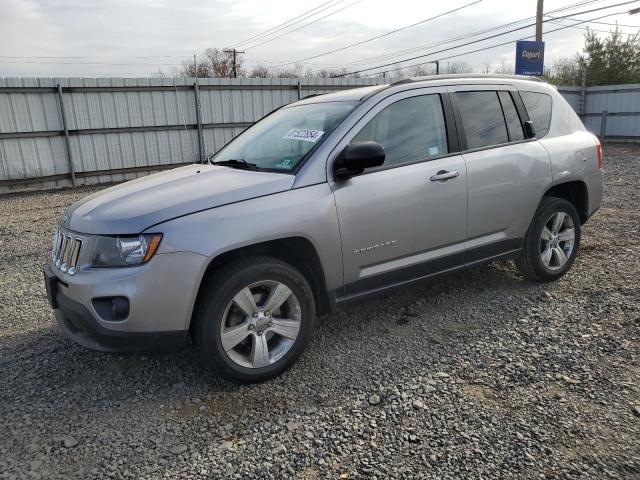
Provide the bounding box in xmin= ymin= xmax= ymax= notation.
xmin=211 ymin=159 xmax=259 ymax=171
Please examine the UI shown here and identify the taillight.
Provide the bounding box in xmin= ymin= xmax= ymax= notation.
xmin=596 ymin=139 xmax=603 ymax=169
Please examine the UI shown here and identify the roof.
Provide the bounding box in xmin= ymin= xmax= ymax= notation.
xmin=292 ymin=74 xmax=551 ymax=106
xmin=292 ymin=85 xmax=385 ymax=105
xmin=390 ymin=74 xmax=543 ymax=85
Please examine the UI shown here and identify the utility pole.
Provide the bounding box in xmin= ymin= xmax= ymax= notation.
xmin=535 ymin=0 xmax=544 ymax=42
xmin=223 ymin=48 xmax=245 ymax=78
xmin=193 ymin=54 xmax=197 ymax=80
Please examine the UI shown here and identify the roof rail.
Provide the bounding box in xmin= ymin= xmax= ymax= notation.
xmin=390 ymin=73 xmax=543 ymax=86
xmin=301 ymin=93 xmax=325 ymax=100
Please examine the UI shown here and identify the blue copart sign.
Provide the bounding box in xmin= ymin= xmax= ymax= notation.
xmin=515 ymin=40 xmax=545 ymax=76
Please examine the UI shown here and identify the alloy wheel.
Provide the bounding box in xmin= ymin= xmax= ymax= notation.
xmin=539 ymin=211 xmax=575 ymax=271
xmin=219 ymin=280 xmax=302 ymax=369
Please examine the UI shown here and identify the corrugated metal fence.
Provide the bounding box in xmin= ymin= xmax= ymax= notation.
xmin=0 ymin=77 xmax=381 ymax=193
xmin=0 ymin=77 xmax=638 ymax=193
xmin=558 ymin=83 xmax=640 ymax=140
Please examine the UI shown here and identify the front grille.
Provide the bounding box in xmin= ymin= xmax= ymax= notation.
xmin=52 ymin=229 xmax=82 ymax=275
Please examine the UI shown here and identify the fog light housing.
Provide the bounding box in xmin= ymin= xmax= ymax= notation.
xmin=92 ymin=296 xmax=130 ymax=321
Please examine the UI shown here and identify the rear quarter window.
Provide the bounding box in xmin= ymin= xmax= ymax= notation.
xmin=520 ymin=91 xmax=552 ymax=138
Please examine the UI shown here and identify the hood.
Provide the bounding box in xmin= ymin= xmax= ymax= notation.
xmin=64 ymin=165 xmax=295 ymax=234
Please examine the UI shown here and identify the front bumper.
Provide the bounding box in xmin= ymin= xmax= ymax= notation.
xmin=43 ymin=249 xmax=207 ymax=353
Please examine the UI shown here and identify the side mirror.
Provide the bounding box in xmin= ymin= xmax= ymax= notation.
xmin=334 ymin=141 xmax=385 ymax=178
xmin=523 ymin=120 xmax=536 ymax=139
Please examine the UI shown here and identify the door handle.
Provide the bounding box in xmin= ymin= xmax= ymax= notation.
xmin=430 ymin=170 xmax=459 ymax=182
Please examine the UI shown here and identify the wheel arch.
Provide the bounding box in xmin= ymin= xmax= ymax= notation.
xmin=543 ymin=180 xmax=589 ymax=224
xmin=189 ymin=236 xmax=334 ymax=342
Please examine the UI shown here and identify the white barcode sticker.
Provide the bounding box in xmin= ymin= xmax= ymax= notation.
xmin=283 ymin=128 xmax=324 ymax=143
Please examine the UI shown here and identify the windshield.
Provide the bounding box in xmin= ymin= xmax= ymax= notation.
xmin=212 ymin=101 xmax=358 ymax=171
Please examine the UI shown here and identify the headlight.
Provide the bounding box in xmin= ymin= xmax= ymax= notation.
xmin=90 ymin=233 xmax=162 ymax=267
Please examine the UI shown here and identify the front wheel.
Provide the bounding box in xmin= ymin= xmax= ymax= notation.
xmin=194 ymin=256 xmax=315 ymax=383
xmin=515 ymin=197 xmax=581 ymax=282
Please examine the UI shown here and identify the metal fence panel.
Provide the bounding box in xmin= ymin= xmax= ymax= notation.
xmin=0 ymin=77 xmax=383 ymax=192
xmin=2 ymin=77 xmax=638 ymax=193
xmin=557 ymin=87 xmax=581 ymax=111
xmin=581 ymin=85 xmax=640 ymax=138
xmin=0 ymin=136 xmax=67 ymax=179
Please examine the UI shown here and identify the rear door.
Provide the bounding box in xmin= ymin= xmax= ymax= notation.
xmin=329 ymin=87 xmax=468 ymax=298
xmin=449 ymin=85 xmax=551 ymax=262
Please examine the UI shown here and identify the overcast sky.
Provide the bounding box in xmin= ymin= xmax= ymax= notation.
xmin=0 ymin=0 xmax=638 ymax=78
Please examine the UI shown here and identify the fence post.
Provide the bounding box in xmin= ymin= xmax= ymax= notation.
xmin=193 ymin=81 xmax=205 ymax=162
xmin=579 ymin=69 xmax=587 ymax=118
xmin=599 ymin=110 xmax=608 ymax=143
xmin=297 ymin=78 xmax=302 ymax=100
xmin=56 ymin=84 xmax=76 ymax=188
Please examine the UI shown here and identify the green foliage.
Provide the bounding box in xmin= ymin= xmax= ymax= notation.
xmin=580 ymin=29 xmax=640 ymax=85
xmin=544 ymin=57 xmax=582 ymax=86
xmin=546 ymin=28 xmax=640 ymax=86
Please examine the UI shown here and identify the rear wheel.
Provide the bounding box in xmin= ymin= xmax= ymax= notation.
xmin=515 ymin=197 xmax=581 ymax=282
xmin=194 ymin=256 xmax=315 ymax=383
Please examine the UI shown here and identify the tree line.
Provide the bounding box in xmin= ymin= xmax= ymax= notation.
xmin=545 ymin=29 xmax=640 ymax=86
xmin=161 ymin=29 xmax=640 ymax=86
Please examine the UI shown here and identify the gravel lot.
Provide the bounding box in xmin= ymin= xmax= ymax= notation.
xmin=1 ymin=144 xmax=638 ymax=480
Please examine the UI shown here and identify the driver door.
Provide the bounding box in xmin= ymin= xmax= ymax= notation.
xmin=330 ymin=88 xmax=468 ymax=298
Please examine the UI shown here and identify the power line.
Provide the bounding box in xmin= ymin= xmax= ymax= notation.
xmin=548 ymin=19 xmax=638 ymax=34
xmin=326 ymin=16 xmax=535 ymax=71
xmin=232 ymin=0 xmax=346 ymax=48
xmin=0 ymin=60 xmax=186 ymax=66
xmin=434 ymin=11 xmax=632 ymax=64
xmin=269 ymin=0 xmax=484 ymax=68
xmin=357 ymin=10 xmax=634 ymax=78
xmin=0 ymin=55 xmax=193 ymax=60
xmin=0 ymin=72 xmax=159 ymax=77
xmin=333 ymin=0 xmax=640 ymax=76
xmin=320 ymin=0 xmax=604 ymax=71
xmin=242 ymin=0 xmax=365 ymax=50
xmin=547 ymin=15 xmax=640 ymax=28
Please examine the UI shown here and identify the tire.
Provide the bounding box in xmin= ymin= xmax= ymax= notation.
xmin=515 ymin=196 xmax=581 ymax=282
xmin=193 ymin=256 xmax=315 ymax=383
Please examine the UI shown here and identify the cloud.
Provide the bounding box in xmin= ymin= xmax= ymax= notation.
xmin=0 ymin=0 xmax=632 ymax=77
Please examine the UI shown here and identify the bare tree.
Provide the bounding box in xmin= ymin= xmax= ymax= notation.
xmin=491 ymin=59 xmax=514 ymax=74
xmin=408 ymin=64 xmax=435 ymax=77
xmin=244 ymin=64 xmax=349 ymax=79
xmin=441 ymin=61 xmax=473 ymax=74
xmin=274 ymin=68 xmax=299 ymax=78
xmin=249 ymin=65 xmax=272 ymax=78
xmin=545 ymin=57 xmax=582 ymax=85
xmin=311 ymin=69 xmax=335 ymax=78
xmin=175 ymin=48 xmax=245 ymax=78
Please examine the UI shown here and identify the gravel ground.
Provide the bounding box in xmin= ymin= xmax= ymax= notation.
xmin=1 ymin=144 xmax=638 ymax=480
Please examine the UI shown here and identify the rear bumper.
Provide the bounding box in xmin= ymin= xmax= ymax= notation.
xmin=44 ymin=263 xmax=190 ymax=353
xmin=585 ymin=169 xmax=604 ymax=218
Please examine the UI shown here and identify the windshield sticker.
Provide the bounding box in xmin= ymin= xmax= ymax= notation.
xmin=273 ymin=158 xmax=295 ymax=169
xmin=428 ymin=146 xmax=439 ymax=156
xmin=283 ymin=128 xmax=324 ymax=143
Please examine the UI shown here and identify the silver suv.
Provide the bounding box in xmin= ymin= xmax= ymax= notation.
xmin=44 ymin=75 xmax=604 ymax=383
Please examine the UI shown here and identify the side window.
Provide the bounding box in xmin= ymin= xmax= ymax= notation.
xmin=456 ymin=91 xmax=509 ymax=149
xmin=498 ymin=91 xmax=524 ymax=141
xmin=352 ymin=94 xmax=448 ymax=167
xmin=520 ymin=91 xmax=552 ymax=138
